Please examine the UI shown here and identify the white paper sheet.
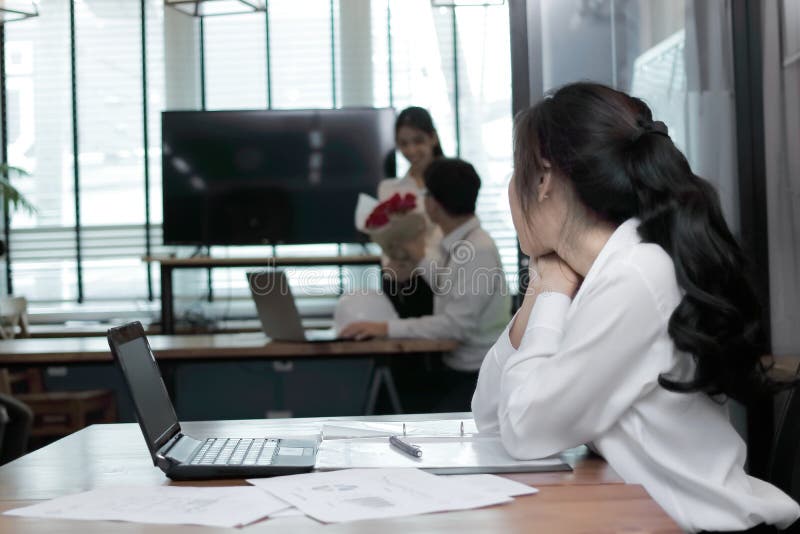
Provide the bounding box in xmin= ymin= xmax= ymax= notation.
xmin=268 ymin=507 xmax=306 ymax=518
xmin=248 ymin=468 xmax=511 ymax=523
xmin=315 ymin=434 xmax=567 ymax=474
xmin=444 ymin=474 xmax=539 ymax=497
xmin=321 ymin=419 xmax=478 ymax=440
xmin=4 ymin=486 xmax=290 ymax=528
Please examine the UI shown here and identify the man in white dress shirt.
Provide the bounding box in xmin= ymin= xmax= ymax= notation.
xmin=342 ymin=158 xmax=510 ymax=411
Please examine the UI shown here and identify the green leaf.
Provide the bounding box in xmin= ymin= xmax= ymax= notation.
xmin=0 ymin=165 xmax=37 ymax=215
xmin=0 ymin=164 xmax=29 ymax=178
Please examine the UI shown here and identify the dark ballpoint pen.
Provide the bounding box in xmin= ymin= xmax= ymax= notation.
xmin=389 ymin=435 xmax=423 ymax=458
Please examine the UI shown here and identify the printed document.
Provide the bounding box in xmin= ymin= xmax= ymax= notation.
xmin=248 ymin=467 xmax=511 ymax=523
xmin=444 ymin=474 xmax=539 ymax=497
xmin=4 ymin=486 xmax=290 ymax=528
xmin=261 ymin=474 xmax=536 ymax=520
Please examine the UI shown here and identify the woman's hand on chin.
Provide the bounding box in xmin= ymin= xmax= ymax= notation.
xmin=532 ymin=253 xmax=581 ymax=298
xmin=509 ymin=254 xmax=581 ymax=348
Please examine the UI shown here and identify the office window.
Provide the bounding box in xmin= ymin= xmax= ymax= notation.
xmin=74 ymin=0 xmax=148 ymax=302
xmin=5 ymin=1 xmax=77 ymax=303
xmin=454 ymin=6 xmax=516 ymax=287
xmin=203 ymin=13 xmax=267 ymax=110
xmin=3 ymin=0 xmax=516 ymax=314
xmin=269 ymin=0 xmax=335 ymax=109
xmin=146 ymin=0 xmax=166 ymax=226
xmin=368 ymin=0 xmax=391 ymax=108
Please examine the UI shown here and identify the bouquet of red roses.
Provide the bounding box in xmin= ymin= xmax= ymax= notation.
xmin=355 ymin=192 xmax=427 ymax=261
xmin=365 ymin=192 xmax=416 ymax=228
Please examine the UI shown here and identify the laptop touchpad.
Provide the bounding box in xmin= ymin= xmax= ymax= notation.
xmin=278 ymin=447 xmax=305 ymax=456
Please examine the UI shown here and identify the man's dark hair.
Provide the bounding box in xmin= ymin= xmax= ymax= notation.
xmin=423 ymin=158 xmax=481 ymax=216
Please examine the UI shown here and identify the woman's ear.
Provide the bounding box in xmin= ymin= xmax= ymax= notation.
xmin=537 ymin=160 xmax=553 ymax=202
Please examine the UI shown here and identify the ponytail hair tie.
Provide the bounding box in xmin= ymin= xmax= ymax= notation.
xmin=631 ymin=119 xmax=670 ymax=142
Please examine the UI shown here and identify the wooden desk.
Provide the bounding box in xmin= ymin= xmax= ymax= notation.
xmin=0 ymin=414 xmax=681 ymax=533
xmin=0 ymin=484 xmax=679 ymax=533
xmin=0 ymin=334 xmax=458 ymax=414
xmin=25 ymin=319 xmax=286 ymax=338
xmin=143 ymin=255 xmax=382 ymax=334
xmin=0 ymin=333 xmax=457 ymax=364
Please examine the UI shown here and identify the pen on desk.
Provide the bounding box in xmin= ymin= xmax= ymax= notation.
xmin=389 ymin=435 xmax=422 ymax=458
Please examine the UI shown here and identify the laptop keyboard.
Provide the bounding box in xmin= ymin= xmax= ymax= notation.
xmin=189 ymin=438 xmax=279 ymax=466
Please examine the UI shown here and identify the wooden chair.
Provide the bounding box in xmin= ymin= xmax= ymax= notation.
xmin=0 ymin=296 xmax=117 ymax=441
xmin=0 ymin=369 xmax=116 ymax=441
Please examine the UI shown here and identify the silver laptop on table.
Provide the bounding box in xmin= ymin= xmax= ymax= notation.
xmin=247 ymin=270 xmax=339 ymax=342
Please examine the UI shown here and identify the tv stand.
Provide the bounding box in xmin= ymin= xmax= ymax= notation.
xmin=143 ymin=254 xmax=382 ymax=334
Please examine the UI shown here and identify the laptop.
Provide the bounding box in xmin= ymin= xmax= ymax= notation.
xmin=247 ymin=270 xmax=339 ymax=342
xmin=107 ymin=321 xmax=318 ymax=480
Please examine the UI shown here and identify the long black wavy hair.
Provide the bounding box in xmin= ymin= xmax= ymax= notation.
xmin=513 ymin=81 xmax=775 ymax=402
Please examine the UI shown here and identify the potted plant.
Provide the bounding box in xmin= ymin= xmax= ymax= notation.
xmin=0 ymin=164 xmax=35 ymax=257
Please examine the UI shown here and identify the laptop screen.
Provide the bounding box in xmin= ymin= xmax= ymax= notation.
xmin=115 ymin=337 xmax=179 ymax=449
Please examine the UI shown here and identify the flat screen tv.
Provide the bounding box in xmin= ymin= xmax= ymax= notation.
xmin=161 ymin=108 xmax=396 ymax=246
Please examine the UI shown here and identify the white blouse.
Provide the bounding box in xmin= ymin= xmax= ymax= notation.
xmin=472 ymin=218 xmax=800 ymax=533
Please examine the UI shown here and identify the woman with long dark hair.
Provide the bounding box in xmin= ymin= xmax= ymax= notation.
xmin=378 ymin=106 xmax=444 ymax=318
xmin=472 ymin=82 xmax=799 ymax=533
xmin=388 ymin=106 xmax=444 ymax=189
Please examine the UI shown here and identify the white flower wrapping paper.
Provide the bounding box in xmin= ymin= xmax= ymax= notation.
xmin=354 ymin=193 xmax=427 ymax=261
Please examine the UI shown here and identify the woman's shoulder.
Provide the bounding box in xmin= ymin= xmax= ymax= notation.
xmin=624 ymin=242 xmax=677 ymax=284
xmin=613 ymin=242 xmax=682 ymax=316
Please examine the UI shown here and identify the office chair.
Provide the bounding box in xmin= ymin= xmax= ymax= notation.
xmin=767 ymin=362 xmax=800 ymax=533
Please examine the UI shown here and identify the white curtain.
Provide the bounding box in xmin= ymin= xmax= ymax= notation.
xmin=683 ymin=0 xmax=739 ymax=234
xmin=627 ymin=1 xmax=739 ymax=233
xmin=762 ymin=1 xmax=800 ymax=356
